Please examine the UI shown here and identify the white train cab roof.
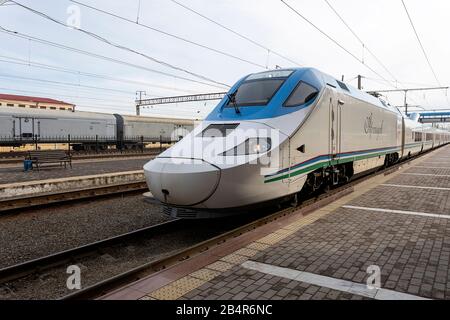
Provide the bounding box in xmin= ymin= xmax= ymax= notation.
xmin=206 ymin=67 xmax=401 ymax=123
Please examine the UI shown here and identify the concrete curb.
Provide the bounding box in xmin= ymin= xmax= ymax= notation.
xmin=0 ymin=170 xmax=145 ymax=199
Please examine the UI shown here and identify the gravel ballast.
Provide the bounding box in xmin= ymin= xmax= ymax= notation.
xmin=0 ymin=193 xmax=171 ymax=269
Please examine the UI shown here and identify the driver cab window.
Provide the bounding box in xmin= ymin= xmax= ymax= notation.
xmin=284 ymin=81 xmax=319 ymax=107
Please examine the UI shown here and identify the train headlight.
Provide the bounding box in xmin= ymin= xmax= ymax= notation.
xmin=221 ymin=138 xmax=271 ymax=156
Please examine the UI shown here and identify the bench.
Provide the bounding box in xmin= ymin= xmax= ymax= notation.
xmin=26 ymin=150 xmax=72 ymax=171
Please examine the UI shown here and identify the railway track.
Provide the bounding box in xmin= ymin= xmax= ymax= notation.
xmin=0 ymin=149 xmax=164 ymax=164
xmin=0 ymin=181 xmax=148 ymax=214
xmin=0 ymin=147 xmax=438 ymax=299
xmin=0 ymin=219 xmax=182 ymax=284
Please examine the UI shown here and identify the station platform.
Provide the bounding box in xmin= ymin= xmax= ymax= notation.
xmin=0 ymin=157 xmax=149 ymax=185
xmin=102 ymin=145 xmax=450 ymax=300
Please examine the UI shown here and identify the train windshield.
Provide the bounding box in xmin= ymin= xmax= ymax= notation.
xmin=227 ymin=70 xmax=293 ymax=107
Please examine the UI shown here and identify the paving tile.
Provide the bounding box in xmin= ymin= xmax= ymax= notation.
xmin=190 ymin=269 xmax=221 ymax=282
xmin=176 ymin=147 xmax=450 ymax=301
xmin=206 ymin=261 xmax=235 ymax=272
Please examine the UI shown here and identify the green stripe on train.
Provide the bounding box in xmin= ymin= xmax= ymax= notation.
xmin=264 ymin=143 xmax=433 ymax=184
xmin=264 ymin=150 xmax=397 ymax=184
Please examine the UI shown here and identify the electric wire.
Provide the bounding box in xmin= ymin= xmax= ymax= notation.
xmin=70 ymin=0 xmax=267 ymax=69
xmin=280 ymin=0 xmax=397 ymax=89
xmin=323 ymin=0 xmax=398 ymax=84
xmin=0 ymin=55 xmax=201 ymax=94
xmin=169 ymin=0 xmax=303 ymax=67
xmin=0 ymin=26 xmax=227 ymax=90
xmin=10 ymin=1 xmax=230 ymax=88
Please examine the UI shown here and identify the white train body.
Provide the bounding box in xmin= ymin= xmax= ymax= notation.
xmin=119 ymin=115 xmax=193 ymax=142
xmin=144 ymin=68 xmax=450 ymax=218
xmin=0 ymin=107 xmax=116 ymax=139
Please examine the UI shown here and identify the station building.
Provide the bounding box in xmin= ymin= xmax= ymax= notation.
xmin=0 ymin=93 xmax=75 ymax=111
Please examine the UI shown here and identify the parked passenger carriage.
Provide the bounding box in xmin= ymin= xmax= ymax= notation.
xmin=144 ymin=67 xmax=450 ymax=218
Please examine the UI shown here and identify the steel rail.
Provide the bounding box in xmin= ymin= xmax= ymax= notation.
xmin=0 ymin=219 xmax=183 ymax=284
xmin=0 ymin=181 xmax=148 ymax=213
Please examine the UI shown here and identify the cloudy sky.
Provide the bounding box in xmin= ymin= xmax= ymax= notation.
xmin=0 ymin=0 xmax=449 ymax=119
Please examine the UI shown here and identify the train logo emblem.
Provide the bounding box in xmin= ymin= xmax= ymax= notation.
xmin=364 ymin=113 xmax=383 ymax=135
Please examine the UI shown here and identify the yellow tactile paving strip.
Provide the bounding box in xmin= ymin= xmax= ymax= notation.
xmin=143 ymin=149 xmax=441 ymax=300
xmin=189 ymin=269 xmax=222 ymax=282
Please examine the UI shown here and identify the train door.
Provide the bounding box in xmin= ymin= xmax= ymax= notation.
xmin=21 ymin=117 xmax=34 ymax=138
xmin=280 ymin=136 xmax=291 ymax=185
xmin=396 ymin=116 xmax=403 ymax=156
xmin=329 ymin=90 xmax=342 ymax=159
xmin=14 ymin=117 xmax=35 ymax=138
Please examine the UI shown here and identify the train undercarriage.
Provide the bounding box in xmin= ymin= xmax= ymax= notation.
xmin=301 ymin=152 xmax=401 ymax=195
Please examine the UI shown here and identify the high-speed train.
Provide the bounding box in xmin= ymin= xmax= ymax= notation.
xmin=144 ymin=67 xmax=450 ymax=218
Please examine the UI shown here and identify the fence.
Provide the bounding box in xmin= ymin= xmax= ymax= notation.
xmin=0 ymin=134 xmax=177 ymax=153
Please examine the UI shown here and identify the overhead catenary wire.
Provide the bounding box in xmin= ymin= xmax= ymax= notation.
xmin=70 ymin=0 xmax=267 ymax=70
xmin=364 ymin=76 xmax=436 ymax=89
xmin=8 ymin=1 xmax=231 ymax=88
xmin=0 ymin=85 xmax=212 ymax=116
xmin=363 ymin=76 xmax=434 ymax=106
xmin=0 ymin=26 xmax=227 ymax=90
xmin=323 ymin=0 xmax=398 ymax=85
xmin=363 ymin=77 xmax=422 ymax=105
xmin=0 ymin=55 xmax=201 ymax=94
xmin=400 ymin=0 xmax=449 ymax=106
xmin=168 ymin=0 xmax=303 ymax=67
xmin=401 ymin=0 xmax=441 ymax=87
xmin=64 ymin=101 xmax=204 ymax=117
xmin=0 ymin=73 xmax=136 ymax=94
xmin=280 ymin=0 xmax=398 ymax=89
xmin=0 ymin=87 xmax=147 ymax=103
xmin=8 ymin=80 xmax=136 ymax=99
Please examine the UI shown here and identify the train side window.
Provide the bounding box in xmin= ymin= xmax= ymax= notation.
xmin=200 ymin=123 xmax=239 ymax=137
xmin=284 ymin=81 xmax=319 ymax=107
xmin=414 ymin=132 xmax=422 ymax=142
xmin=336 ymin=80 xmax=350 ymax=91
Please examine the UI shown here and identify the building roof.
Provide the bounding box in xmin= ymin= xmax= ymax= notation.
xmin=0 ymin=93 xmax=74 ymax=106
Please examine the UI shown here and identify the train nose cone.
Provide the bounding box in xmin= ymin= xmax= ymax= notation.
xmin=143 ymin=158 xmax=220 ymax=206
